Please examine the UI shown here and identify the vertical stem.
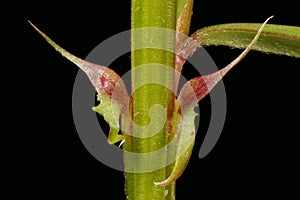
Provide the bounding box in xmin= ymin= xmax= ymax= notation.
xmin=125 ymin=0 xmax=176 ymax=199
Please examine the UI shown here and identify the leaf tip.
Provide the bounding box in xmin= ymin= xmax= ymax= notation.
xmin=27 ymin=20 xmax=47 ymax=36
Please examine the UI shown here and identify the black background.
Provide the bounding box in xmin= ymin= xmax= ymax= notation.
xmin=10 ymin=0 xmax=299 ymax=199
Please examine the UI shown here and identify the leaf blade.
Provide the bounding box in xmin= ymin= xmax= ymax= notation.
xmin=192 ymin=23 xmax=300 ymax=57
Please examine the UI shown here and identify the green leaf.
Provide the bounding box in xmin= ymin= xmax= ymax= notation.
xmin=154 ymin=101 xmax=197 ymax=186
xmin=192 ymin=22 xmax=300 ymax=58
xmin=93 ymin=94 xmax=124 ymax=144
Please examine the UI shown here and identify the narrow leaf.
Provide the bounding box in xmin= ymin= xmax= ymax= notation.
xmin=192 ymin=22 xmax=300 ymax=58
xmin=29 ymin=21 xmax=129 ymax=110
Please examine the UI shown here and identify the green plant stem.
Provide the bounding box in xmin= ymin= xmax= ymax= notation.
xmin=124 ymin=0 xmax=176 ymax=199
